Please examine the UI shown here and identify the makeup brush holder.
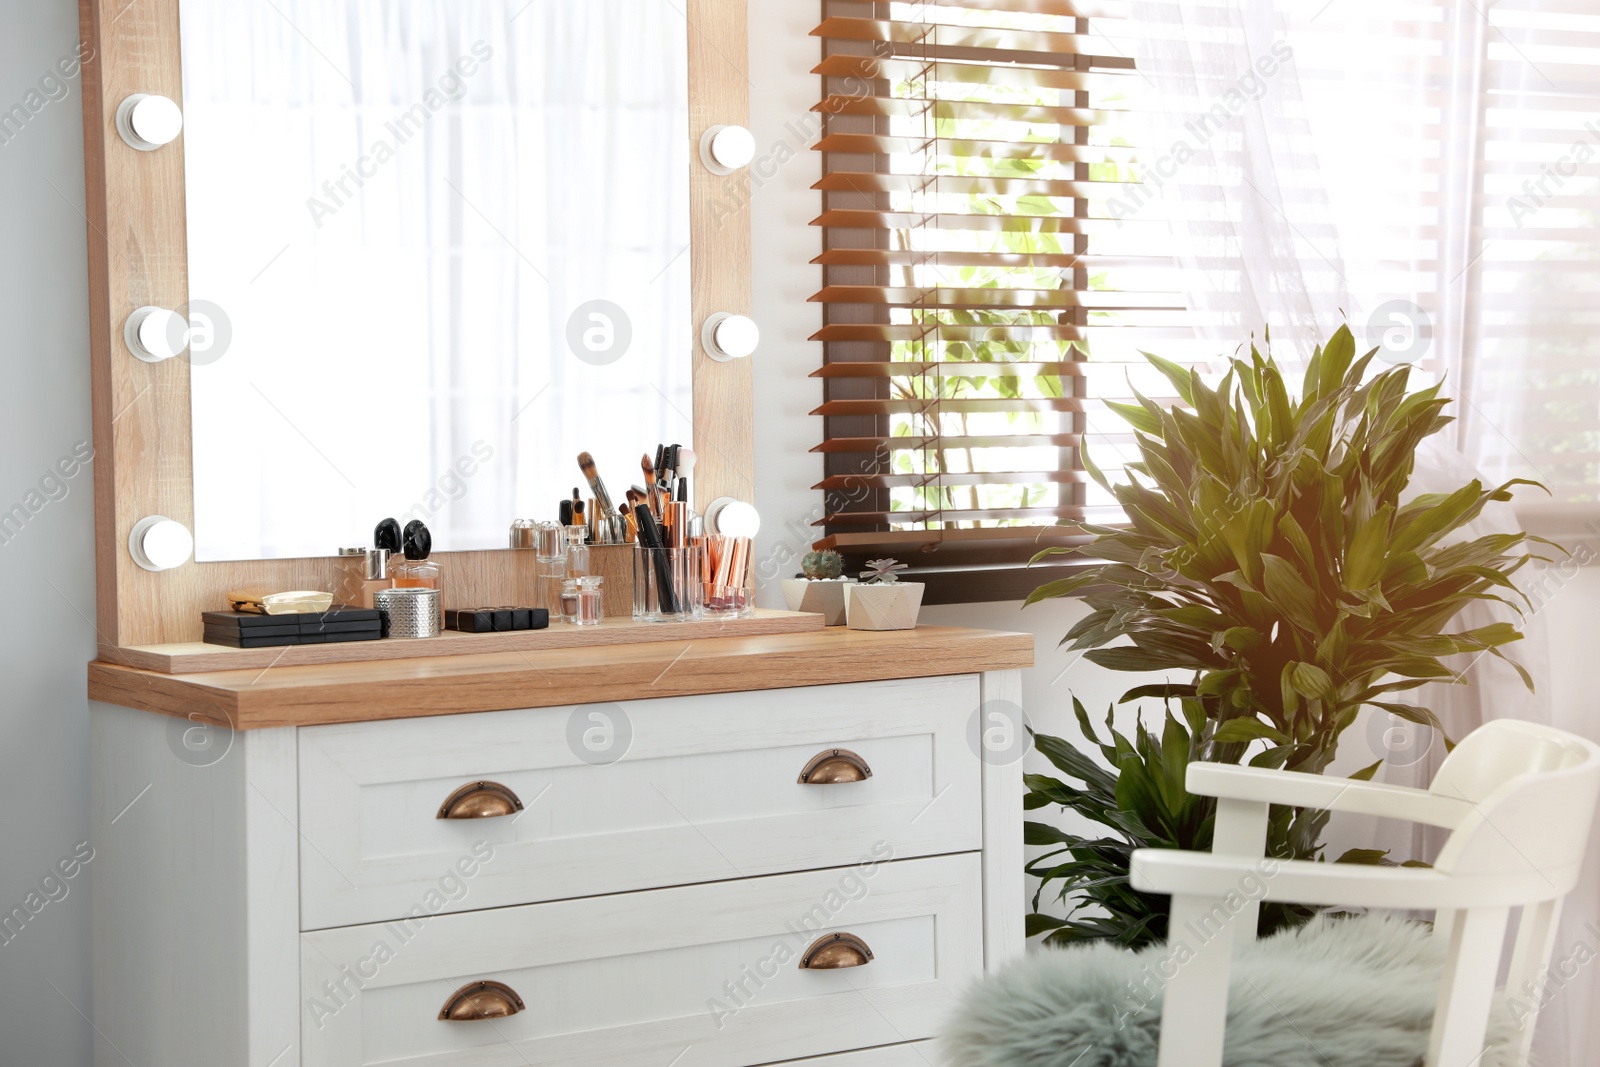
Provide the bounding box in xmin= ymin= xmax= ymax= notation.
xmin=632 ymin=545 xmax=703 ymax=622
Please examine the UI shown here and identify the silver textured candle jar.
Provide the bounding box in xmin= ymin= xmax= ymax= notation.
xmin=374 ymin=587 xmax=441 ymax=639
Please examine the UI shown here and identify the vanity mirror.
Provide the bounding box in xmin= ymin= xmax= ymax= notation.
xmin=79 ymin=0 xmax=752 ymax=648
xmin=179 ymin=0 xmax=692 ymax=561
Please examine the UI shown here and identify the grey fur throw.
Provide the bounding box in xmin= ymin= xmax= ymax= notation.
xmin=942 ymin=912 xmax=1522 ymax=1067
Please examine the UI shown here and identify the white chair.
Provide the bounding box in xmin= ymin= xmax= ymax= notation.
xmin=1130 ymin=719 xmax=1600 ymax=1067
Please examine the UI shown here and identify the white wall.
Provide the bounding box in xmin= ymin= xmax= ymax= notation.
xmin=0 ymin=2 xmax=98 ymax=1064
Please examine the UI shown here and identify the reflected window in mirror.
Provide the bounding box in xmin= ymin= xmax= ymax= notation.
xmin=179 ymin=0 xmax=692 ymax=561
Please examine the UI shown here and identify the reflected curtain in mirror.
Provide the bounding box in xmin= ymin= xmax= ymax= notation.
xmin=180 ymin=0 xmax=692 ymax=560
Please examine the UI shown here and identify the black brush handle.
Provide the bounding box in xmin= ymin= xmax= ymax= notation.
xmin=634 ymin=504 xmax=680 ymax=613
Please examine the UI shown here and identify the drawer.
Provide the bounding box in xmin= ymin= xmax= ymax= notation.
xmin=298 ymin=676 xmax=983 ymax=929
xmin=300 ymin=853 xmax=981 ymax=1067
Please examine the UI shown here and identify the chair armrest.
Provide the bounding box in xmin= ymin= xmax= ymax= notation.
xmin=1130 ymin=849 xmax=1549 ymax=910
xmin=1186 ymin=764 xmax=1472 ymax=829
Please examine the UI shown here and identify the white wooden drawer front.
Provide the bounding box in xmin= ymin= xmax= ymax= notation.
xmin=298 ymin=676 xmax=982 ymax=929
xmin=300 ymin=853 xmax=981 ymax=1067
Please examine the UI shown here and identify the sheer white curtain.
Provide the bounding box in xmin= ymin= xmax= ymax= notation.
xmin=1127 ymin=2 xmax=1597 ymax=1063
xmin=182 ymin=0 xmax=691 ymax=559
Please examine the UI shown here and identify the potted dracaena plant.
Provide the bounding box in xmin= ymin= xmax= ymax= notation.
xmin=1022 ymin=325 xmax=1552 ymax=948
xmin=843 ymin=558 xmax=925 ymax=631
xmin=781 ymin=549 xmax=857 ymax=626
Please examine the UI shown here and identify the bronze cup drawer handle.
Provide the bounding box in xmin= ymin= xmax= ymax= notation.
xmin=799 ymin=932 xmax=874 ymax=969
xmin=438 ymin=979 xmax=525 ymax=1021
xmin=797 ymin=748 xmax=873 ymax=785
xmin=437 ymin=780 xmax=524 ymax=820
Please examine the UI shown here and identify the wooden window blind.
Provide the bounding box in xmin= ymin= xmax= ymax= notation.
xmin=807 ymin=0 xmax=1204 ymax=601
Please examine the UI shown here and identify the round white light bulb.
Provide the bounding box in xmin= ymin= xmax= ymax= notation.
xmin=707 ymin=498 xmax=761 ymax=539
xmin=702 ymin=312 xmax=759 ymax=362
xmin=124 ymin=306 xmax=189 ymax=363
xmin=129 ymin=516 xmax=194 ymax=572
xmin=117 ymin=94 xmax=184 ymax=151
xmin=700 ymin=124 xmax=756 ymax=175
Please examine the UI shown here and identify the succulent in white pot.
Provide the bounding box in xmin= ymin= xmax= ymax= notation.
xmin=780 ymin=549 xmax=855 ymax=626
xmin=842 ymin=559 xmax=923 ymax=631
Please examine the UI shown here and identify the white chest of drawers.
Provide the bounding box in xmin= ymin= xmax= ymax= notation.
xmin=89 ymin=627 xmax=1029 ymax=1067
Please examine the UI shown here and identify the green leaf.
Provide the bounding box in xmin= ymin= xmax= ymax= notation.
xmin=1344 ymin=504 xmax=1394 ymax=590
xmin=1105 ymin=399 xmax=1164 ymax=436
xmin=1024 ymin=821 xmax=1079 ymax=846
xmin=1349 ymin=758 xmax=1385 ymax=782
xmin=1142 ymin=351 xmax=1197 ymax=406
xmin=1031 ymin=734 xmax=1117 ymax=792
xmin=1289 ymin=663 xmax=1337 ymax=702
xmin=1025 ymin=912 xmax=1072 ymax=936
xmin=1260 ymin=554 xmax=1321 ymax=633
xmin=1212 ymin=718 xmax=1289 ymax=745
xmin=1334 ymin=848 xmax=1390 ymax=865
xmin=1084 ymin=647 xmax=1183 ymax=672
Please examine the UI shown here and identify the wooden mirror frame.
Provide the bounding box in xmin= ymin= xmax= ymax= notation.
xmin=77 ymin=0 xmax=752 ymax=652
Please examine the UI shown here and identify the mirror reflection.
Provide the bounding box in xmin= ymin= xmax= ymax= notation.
xmin=179 ymin=0 xmax=693 ymax=561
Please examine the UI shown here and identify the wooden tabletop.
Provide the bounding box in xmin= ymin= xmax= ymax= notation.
xmin=87 ymin=625 xmax=1035 ymax=730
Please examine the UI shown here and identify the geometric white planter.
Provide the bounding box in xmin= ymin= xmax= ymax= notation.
xmin=780 ymin=577 xmax=855 ymax=626
xmin=842 ymin=582 xmax=925 ymax=631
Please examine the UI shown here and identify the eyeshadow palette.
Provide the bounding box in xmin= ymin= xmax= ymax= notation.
xmin=202 ymin=607 xmax=383 ymax=648
xmin=445 ymin=607 xmax=550 ymax=633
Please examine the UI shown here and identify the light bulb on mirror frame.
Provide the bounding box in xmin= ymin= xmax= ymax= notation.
xmin=124 ymin=305 xmax=190 ymax=363
xmin=129 ymin=515 xmax=194 ymax=572
xmin=116 ymin=93 xmax=184 ymax=151
xmin=706 ymin=498 xmax=760 ymax=539
xmin=699 ymin=124 xmax=756 ymax=175
xmin=701 ymin=312 xmax=759 ymax=362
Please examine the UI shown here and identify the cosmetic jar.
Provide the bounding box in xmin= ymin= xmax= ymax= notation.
xmin=374 ymin=587 xmax=441 ymax=639
xmin=534 ymin=521 xmax=565 ymax=561
xmin=559 ymin=579 xmax=581 ymax=624
xmin=509 ymin=519 xmax=535 ymax=550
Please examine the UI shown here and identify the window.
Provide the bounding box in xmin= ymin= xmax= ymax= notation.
xmin=809 ymin=0 xmax=1209 ymax=601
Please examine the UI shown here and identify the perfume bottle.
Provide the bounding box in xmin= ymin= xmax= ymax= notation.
xmin=574 ymin=575 xmax=604 ymax=625
xmin=534 ymin=521 xmax=567 ymax=616
xmin=336 ymin=546 xmax=392 ymax=608
xmin=559 ymin=578 xmax=581 ymax=624
xmin=391 ymin=520 xmax=442 ymax=621
xmin=565 ymin=524 xmax=590 ymax=577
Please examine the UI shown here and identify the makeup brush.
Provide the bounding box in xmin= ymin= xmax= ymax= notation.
xmin=641 ymin=453 xmax=662 ymax=517
xmin=576 ymin=452 xmax=617 ymax=521
xmin=676 ymin=447 xmax=698 ymax=507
